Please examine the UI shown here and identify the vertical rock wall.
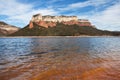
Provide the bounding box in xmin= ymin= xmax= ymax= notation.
xmin=29 ymin=14 xmax=93 ymax=28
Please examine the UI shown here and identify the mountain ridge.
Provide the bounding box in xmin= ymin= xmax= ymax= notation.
xmin=1 ymin=13 xmax=120 ymax=36
xmin=0 ymin=21 xmax=20 ymax=36
xmin=10 ymin=22 xmax=120 ymax=36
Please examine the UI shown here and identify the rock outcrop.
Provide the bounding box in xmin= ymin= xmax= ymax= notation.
xmin=0 ymin=21 xmax=20 ymax=36
xmin=31 ymin=14 xmax=78 ymax=22
xmin=29 ymin=14 xmax=94 ymax=28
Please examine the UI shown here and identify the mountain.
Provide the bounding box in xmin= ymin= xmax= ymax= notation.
xmin=29 ymin=14 xmax=95 ymax=28
xmin=10 ymin=22 xmax=120 ymax=36
xmin=10 ymin=13 xmax=120 ymax=36
xmin=0 ymin=21 xmax=20 ymax=36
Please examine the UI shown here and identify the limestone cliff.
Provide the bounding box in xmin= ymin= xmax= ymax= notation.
xmin=29 ymin=14 xmax=94 ymax=28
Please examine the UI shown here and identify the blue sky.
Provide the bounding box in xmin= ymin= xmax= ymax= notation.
xmin=0 ymin=0 xmax=120 ymax=31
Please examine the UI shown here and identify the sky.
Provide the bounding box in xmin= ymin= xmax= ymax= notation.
xmin=0 ymin=0 xmax=120 ymax=31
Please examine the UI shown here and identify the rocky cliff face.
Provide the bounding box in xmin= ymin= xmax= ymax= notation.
xmin=29 ymin=14 xmax=94 ymax=28
xmin=0 ymin=21 xmax=20 ymax=36
xmin=31 ymin=14 xmax=78 ymax=22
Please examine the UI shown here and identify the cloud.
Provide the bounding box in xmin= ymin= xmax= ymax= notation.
xmin=0 ymin=0 xmax=120 ymax=31
xmin=59 ymin=0 xmax=113 ymax=11
xmin=6 ymin=8 xmax=58 ymax=24
xmin=0 ymin=0 xmax=32 ymax=16
xmin=0 ymin=0 xmax=58 ymax=27
xmin=78 ymin=2 xmax=120 ymax=31
xmin=94 ymin=3 xmax=120 ymax=31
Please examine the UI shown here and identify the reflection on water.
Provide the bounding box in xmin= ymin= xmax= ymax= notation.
xmin=0 ymin=37 xmax=120 ymax=80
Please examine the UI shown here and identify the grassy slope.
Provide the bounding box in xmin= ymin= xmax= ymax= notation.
xmin=10 ymin=23 xmax=120 ymax=36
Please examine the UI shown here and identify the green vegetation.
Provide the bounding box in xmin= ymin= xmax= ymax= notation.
xmin=10 ymin=23 xmax=120 ymax=36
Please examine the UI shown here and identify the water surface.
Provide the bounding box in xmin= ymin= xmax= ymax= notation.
xmin=0 ymin=37 xmax=120 ymax=80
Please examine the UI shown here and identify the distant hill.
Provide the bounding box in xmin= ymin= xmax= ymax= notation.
xmin=10 ymin=22 xmax=120 ymax=36
xmin=0 ymin=21 xmax=20 ymax=36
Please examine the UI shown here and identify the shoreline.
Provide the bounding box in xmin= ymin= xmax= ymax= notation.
xmin=0 ymin=35 xmax=119 ymax=38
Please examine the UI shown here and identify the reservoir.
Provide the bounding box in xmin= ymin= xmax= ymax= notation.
xmin=0 ymin=37 xmax=120 ymax=80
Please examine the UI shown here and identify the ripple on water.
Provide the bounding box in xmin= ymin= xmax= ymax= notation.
xmin=0 ymin=37 xmax=120 ymax=80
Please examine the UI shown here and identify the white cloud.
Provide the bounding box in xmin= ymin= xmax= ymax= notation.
xmin=0 ymin=0 xmax=58 ymax=27
xmin=0 ymin=0 xmax=120 ymax=31
xmin=93 ymin=3 xmax=120 ymax=31
xmin=0 ymin=0 xmax=32 ymax=16
xmin=60 ymin=0 xmax=113 ymax=11
xmin=78 ymin=2 xmax=120 ymax=31
xmin=6 ymin=9 xmax=58 ymax=25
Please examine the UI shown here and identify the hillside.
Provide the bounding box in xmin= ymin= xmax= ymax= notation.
xmin=10 ymin=23 xmax=120 ymax=36
xmin=0 ymin=21 xmax=20 ymax=36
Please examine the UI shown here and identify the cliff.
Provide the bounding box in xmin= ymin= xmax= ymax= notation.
xmin=0 ymin=21 xmax=20 ymax=36
xmin=29 ymin=14 xmax=94 ymax=28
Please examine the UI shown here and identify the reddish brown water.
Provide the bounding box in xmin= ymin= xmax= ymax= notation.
xmin=0 ymin=37 xmax=120 ymax=80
